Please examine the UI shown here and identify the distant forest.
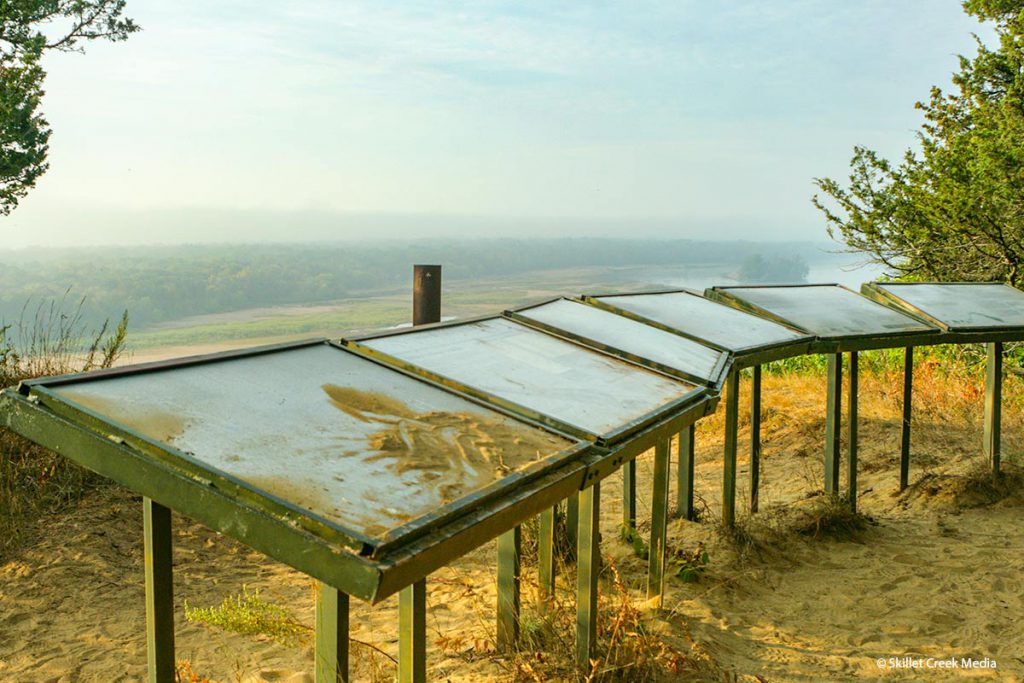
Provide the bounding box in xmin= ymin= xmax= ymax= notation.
xmin=0 ymin=239 xmax=832 ymax=330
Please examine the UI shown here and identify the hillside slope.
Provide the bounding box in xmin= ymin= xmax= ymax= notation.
xmin=0 ymin=368 xmax=1021 ymax=681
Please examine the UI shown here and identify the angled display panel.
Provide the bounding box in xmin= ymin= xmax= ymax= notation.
xmin=507 ymin=298 xmax=729 ymax=386
xmin=348 ymin=317 xmax=709 ymax=443
xmin=862 ymin=282 xmax=1024 ymax=341
xmin=707 ymin=284 xmax=939 ymax=351
xmin=583 ymin=290 xmax=812 ymax=366
xmin=4 ymin=340 xmax=592 ymax=601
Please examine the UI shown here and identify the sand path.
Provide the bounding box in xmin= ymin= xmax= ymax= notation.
xmin=1 ymin=371 xmax=1022 ymax=681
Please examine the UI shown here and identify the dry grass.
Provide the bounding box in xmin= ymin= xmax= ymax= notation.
xmin=717 ymin=494 xmax=876 ymax=561
xmin=695 ymin=350 xmax=1024 ymax=486
xmin=162 ymin=351 xmax=1023 ymax=681
xmin=175 ymin=660 xmax=217 ymax=683
xmin=0 ymin=294 xmax=128 ymax=558
xmin=897 ymin=461 xmax=1024 ymax=513
xmin=429 ymin=555 xmax=718 ymax=682
xmin=4 ymin=328 xmax=1023 ymax=680
xmin=183 ymin=583 xmax=400 ymax=683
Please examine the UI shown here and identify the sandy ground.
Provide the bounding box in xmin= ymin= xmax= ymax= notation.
xmin=1 ymin=368 xmax=1023 ymax=681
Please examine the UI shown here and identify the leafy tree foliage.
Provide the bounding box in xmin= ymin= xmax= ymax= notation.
xmin=0 ymin=47 xmax=46 ymax=214
xmin=813 ymin=1 xmax=1024 ymax=285
xmin=0 ymin=1 xmax=138 ymax=215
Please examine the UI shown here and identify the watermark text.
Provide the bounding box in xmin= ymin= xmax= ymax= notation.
xmin=876 ymin=656 xmax=997 ymax=671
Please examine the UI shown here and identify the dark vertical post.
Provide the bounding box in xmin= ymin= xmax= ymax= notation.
xmin=565 ymin=494 xmax=579 ymax=559
xmin=496 ymin=526 xmax=521 ymax=651
xmin=984 ymin=341 xmax=1003 ymax=476
xmin=848 ymin=351 xmax=858 ymax=512
xmin=722 ymin=369 xmax=740 ymax=527
xmin=398 ymin=580 xmax=427 ymax=683
xmin=575 ymin=483 xmax=600 ymax=668
xmin=647 ymin=438 xmax=671 ymax=606
xmin=900 ymin=347 xmax=914 ymax=490
xmin=537 ymin=507 xmax=555 ymax=610
xmin=315 ymin=584 xmax=349 ymax=683
xmin=675 ymin=426 xmax=695 ymax=520
xmin=622 ymin=458 xmax=636 ymax=531
xmin=412 ymin=265 xmax=442 ymax=326
xmin=750 ymin=365 xmax=762 ymax=513
xmin=824 ymin=354 xmax=843 ymax=494
xmin=143 ymin=497 xmax=175 ymax=683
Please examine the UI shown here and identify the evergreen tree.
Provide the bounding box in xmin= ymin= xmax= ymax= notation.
xmin=813 ymin=1 xmax=1024 ymax=285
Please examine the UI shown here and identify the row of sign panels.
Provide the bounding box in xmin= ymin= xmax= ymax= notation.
xmin=4 ymin=317 xmax=720 ymax=603
xmin=4 ymin=282 xmax=1024 ymax=604
xmin=709 ymin=282 xmax=1024 ymax=348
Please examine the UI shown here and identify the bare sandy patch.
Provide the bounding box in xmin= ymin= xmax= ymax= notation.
xmin=1 ymin=367 xmax=1022 ymax=681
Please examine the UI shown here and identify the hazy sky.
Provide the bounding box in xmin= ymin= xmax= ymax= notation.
xmin=3 ymin=1 xmax=991 ymax=246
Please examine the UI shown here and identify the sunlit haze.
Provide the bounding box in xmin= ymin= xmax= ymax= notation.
xmin=4 ymin=1 xmax=989 ymax=247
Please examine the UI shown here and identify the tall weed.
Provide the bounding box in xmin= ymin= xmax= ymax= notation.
xmin=0 ymin=292 xmax=128 ymax=557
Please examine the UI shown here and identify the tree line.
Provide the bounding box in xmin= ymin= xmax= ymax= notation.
xmin=0 ymin=239 xmax=825 ymax=330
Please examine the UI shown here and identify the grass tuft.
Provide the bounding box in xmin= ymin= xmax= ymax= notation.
xmin=0 ymin=293 xmax=128 ymax=558
xmin=716 ymin=494 xmax=875 ymax=557
xmin=185 ymin=586 xmax=310 ymax=647
xmin=899 ymin=462 xmax=1024 ymax=512
xmin=185 ymin=584 xmax=398 ymax=681
xmin=789 ymin=494 xmax=874 ymax=541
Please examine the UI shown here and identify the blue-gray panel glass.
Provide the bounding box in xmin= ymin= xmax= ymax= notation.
xmin=876 ymin=283 xmax=1024 ymax=331
xmin=598 ymin=291 xmax=806 ymax=352
xmin=362 ymin=317 xmax=700 ymax=438
xmin=518 ymin=299 xmax=724 ymax=382
xmin=723 ymin=285 xmax=935 ymax=337
xmin=50 ymin=345 xmax=572 ymax=539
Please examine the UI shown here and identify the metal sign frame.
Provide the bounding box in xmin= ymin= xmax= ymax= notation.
xmin=3 ymin=335 xmax=723 ymax=682
xmin=580 ymin=289 xmax=814 ymax=368
xmin=861 ymin=281 xmax=1024 ymax=343
xmin=705 ymin=283 xmax=943 ymax=353
xmin=7 ymin=338 xmax=598 ymax=603
xmin=344 ymin=315 xmax=712 ymax=446
xmin=568 ymin=289 xmax=810 ymax=527
xmin=861 ymin=281 xmax=1024 ymax=481
xmin=504 ymin=297 xmax=731 ymax=388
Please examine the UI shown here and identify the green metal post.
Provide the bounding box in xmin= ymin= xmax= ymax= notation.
xmin=496 ymin=526 xmax=521 ymax=652
xmin=824 ymin=354 xmax=842 ymax=495
xmin=538 ymin=507 xmax=555 ymax=610
xmin=565 ymin=493 xmax=578 ymax=560
xmin=984 ymin=341 xmax=1003 ymax=475
xmin=143 ymin=497 xmax=175 ymax=683
xmin=722 ymin=369 xmax=740 ymax=527
xmin=848 ymin=351 xmax=858 ymax=512
xmin=622 ymin=458 xmax=636 ymax=531
xmin=576 ymin=483 xmax=600 ymax=669
xmin=647 ymin=438 xmax=671 ymax=606
xmin=750 ymin=365 xmax=762 ymax=513
xmin=900 ymin=347 xmax=913 ymax=490
xmin=398 ymin=580 xmax=427 ymax=683
xmin=401 ymin=261 xmax=434 ymax=682
xmin=315 ymin=584 xmax=349 ymax=683
xmin=676 ymin=425 xmax=696 ymax=521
